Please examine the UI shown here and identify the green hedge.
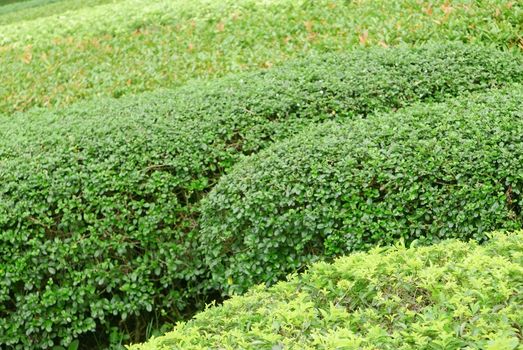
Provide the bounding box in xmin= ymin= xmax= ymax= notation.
xmin=1 ymin=44 xmax=522 ymax=349
xmin=1 ymin=0 xmax=522 ymax=114
xmin=199 ymin=85 xmax=523 ymax=295
xmin=129 ymin=232 xmax=523 ymax=350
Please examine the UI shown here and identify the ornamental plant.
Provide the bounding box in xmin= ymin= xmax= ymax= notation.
xmin=129 ymin=232 xmax=523 ymax=350
xmin=199 ymin=85 xmax=523 ymax=294
xmin=1 ymin=44 xmax=522 ymax=348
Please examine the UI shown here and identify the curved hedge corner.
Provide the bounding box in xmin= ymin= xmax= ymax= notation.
xmin=129 ymin=232 xmax=523 ymax=350
xmin=199 ymin=85 xmax=523 ymax=295
xmin=1 ymin=44 xmax=522 ymax=349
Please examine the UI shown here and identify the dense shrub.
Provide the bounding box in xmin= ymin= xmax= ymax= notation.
xmin=199 ymin=85 xmax=523 ymax=295
xmin=1 ymin=0 xmax=522 ymax=113
xmin=129 ymin=232 xmax=523 ymax=350
xmin=1 ymin=44 xmax=522 ymax=349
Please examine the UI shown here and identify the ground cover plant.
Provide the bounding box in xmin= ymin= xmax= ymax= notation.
xmin=0 ymin=0 xmax=521 ymax=114
xmin=129 ymin=231 xmax=523 ymax=350
xmin=199 ymin=84 xmax=523 ymax=296
xmin=2 ymin=44 xmax=521 ymax=349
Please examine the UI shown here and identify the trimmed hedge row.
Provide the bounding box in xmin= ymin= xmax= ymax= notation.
xmin=2 ymin=0 xmax=522 ymax=114
xmin=199 ymin=85 xmax=523 ymax=295
xmin=129 ymin=232 xmax=523 ymax=350
xmin=1 ymin=44 xmax=522 ymax=349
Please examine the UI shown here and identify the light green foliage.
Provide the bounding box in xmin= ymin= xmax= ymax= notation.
xmin=199 ymin=84 xmax=523 ymax=295
xmin=129 ymin=232 xmax=523 ymax=350
xmin=1 ymin=44 xmax=519 ymax=349
xmin=0 ymin=0 xmax=521 ymax=113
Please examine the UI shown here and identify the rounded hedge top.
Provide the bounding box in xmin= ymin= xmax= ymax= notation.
xmin=1 ymin=43 xmax=522 ymax=348
xmin=199 ymin=85 xmax=523 ymax=295
xmin=129 ymin=231 xmax=523 ymax=350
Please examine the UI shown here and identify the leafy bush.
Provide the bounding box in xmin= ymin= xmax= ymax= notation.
xmin=1 ymin=0 xmax=522 ymax=113
xmin=199 ymin=85 xmax=523 ymax=295
xmin=1 ymin=44 xmax=521 ymax=349
xmin=129 ymin=232 xmax=523 ymax=350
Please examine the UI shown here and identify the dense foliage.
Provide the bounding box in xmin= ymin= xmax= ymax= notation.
xmin=1 ymin=44 xmax=520 ymax=349
xmin=1 ymin=0 xmax=521 ymax=113
xmin=130 ymin=232 xmax=523 ymax=350
xmin=200 ymin=85 xmax=523 ymax=295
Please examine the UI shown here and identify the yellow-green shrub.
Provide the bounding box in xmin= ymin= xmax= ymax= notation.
xmin=129 ymin=231 xmax=523 ymax=350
